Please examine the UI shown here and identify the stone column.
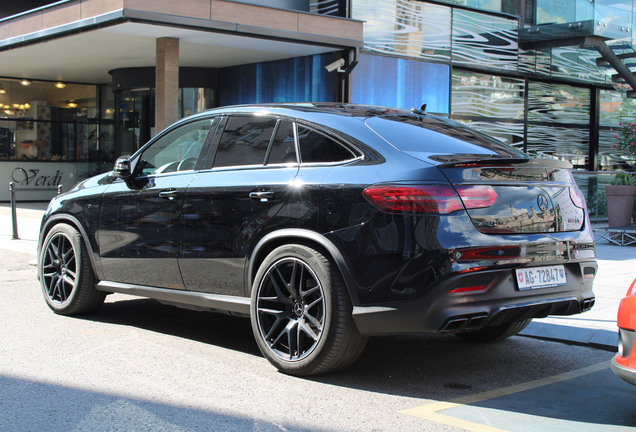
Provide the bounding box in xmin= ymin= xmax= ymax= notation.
xmin=155 ymin=37 xmax=179 ymax=135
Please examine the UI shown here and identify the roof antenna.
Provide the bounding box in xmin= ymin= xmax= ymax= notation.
xmin=411 ymin=103 xmax=427 ymax=115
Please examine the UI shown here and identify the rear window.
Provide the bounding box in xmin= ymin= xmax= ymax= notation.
xmin=365 ymin=115 xmax=525 ymax=157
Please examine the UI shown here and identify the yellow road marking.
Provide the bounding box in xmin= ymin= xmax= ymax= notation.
xmin=401 ymin=361 xmax=610 ymax=432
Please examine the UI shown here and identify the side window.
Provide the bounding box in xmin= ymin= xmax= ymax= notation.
xmin=297 ymin=125 xmax=357 ymax=163
xmin=137 ymin=118 xmax=215 ymax=176
xmin=213 ymin=116 xmax=277 ymax=168
xmin=266 ymin=120 xmax=297 ymax=165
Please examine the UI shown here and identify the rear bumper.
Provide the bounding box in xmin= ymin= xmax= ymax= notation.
xmin=352 ymin=260 xmax=597 ymax=336
xmin=611 ymin=357 xmax=636 ymax=387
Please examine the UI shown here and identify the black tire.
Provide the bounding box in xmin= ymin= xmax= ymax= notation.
xmin=455 ymin=318 xmax=532 ymax=343
xmin=39 ymin=223 xmax=105 ymax=315
xmin=250 ymin=244 xmax=367 ymax=376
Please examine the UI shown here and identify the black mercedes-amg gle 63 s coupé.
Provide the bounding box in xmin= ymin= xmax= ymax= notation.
xmin=38 ymin=103 xmax=597 ymax=375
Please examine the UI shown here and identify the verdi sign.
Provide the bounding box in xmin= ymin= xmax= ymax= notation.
xmin=11 ymin=167 xmax=63 ymax=189
xmin=3 ymin=162 xmax=76 ymax=201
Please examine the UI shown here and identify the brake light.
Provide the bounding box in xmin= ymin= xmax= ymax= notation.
xmin=363 ymin=185 xmax=497 ymax=214
xmin=569 ymin=187 xmax=586 ymax=209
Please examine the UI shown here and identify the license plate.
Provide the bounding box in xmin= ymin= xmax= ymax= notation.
xmin=515 ymin=265 xmax=567 ymax=290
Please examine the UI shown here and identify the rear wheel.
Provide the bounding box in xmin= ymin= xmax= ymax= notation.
xmin=39 ymin=223 xmax=105 ymax=315
xmin=455 ymin=319 xmax=532 ymax=343
xmin=250 ymin=244 xmax=367 ymax=376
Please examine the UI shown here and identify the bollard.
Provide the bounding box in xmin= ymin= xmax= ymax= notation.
xmin=9 ymin=182 xmax=19 ymax=240
xmin=57 ymin=184 xmax=63 ymax=195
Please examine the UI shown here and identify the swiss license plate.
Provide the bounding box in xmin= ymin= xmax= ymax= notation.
xmin=515 ymin=265 xmax=567 ymax=290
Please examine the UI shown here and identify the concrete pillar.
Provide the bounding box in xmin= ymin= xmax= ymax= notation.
xmin=155 ymin=37 xmax=179 ymax=135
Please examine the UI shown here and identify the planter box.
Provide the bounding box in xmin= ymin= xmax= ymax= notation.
xmin=605 ymin=185 xmax=636 ymax=227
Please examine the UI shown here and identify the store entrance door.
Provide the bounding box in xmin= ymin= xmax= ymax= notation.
xmin=114 ymin=88 xmax=154 ymax=156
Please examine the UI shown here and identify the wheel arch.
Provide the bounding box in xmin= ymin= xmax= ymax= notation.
xmin=39 ymin=214 xmax=101 ymax=278
xmin=246 ymin=229 xmax=360 ymax=305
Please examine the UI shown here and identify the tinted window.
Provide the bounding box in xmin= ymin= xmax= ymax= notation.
xmin=266 ymin=120 xmax=297 ymax=165
xmin=214 ymin=116 xmax=277 ymax=167
xmin=365 ymin=115 xmax=526 ymax=157
xmin=297 ymin=125 xmax=356 ymax=163
xmin=137 ymin=119 xmax=214 ymax=176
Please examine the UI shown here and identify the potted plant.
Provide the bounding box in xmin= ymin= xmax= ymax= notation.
xmin=607 ymin=123 xmax=636 ymax=227
xmin=606 ymin=172 xmax=636 ymax=227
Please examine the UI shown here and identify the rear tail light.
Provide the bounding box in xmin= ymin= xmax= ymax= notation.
xmin=448 ymin=285 xmax=487 ymax=294
xmin=455 ymin=185 xmax=498 ymax=209
xmin=453 ymin=245 xmax=522 ymax=262
xmin=363 ymin=184 xmax=497 ymax=214
xmin=569 ymin=187 xmax=586 ymax=209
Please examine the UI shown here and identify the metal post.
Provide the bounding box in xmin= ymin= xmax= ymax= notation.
xmin=9 ymin=182 xmax=19 ymax=240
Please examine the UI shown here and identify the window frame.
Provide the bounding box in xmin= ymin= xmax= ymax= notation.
xmin=132 ymin=117 xmax=218 ymax=178
xmin=295 ymin=120 xmax=363 ymax=166
xmin=201 ymin=114 xmax=365 ymax=172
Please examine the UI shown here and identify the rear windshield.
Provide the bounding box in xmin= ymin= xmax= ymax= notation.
xmin=365 ymin=115 xmax=525 ymax=157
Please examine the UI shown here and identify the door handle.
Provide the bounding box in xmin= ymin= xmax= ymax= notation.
xmin=249 ymin=190 xmax=275 ymax=202
xmin=159 ymin=189 xmax=178 ymax=200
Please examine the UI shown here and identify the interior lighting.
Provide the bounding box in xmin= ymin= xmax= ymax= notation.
xmin=0 ymin=85 xmax=5 ymax=94
xmin=20 ymin=79 xmax=32 ymax=86
xmin=54 ymin=82 xmax=66 ymax=89
xmin=67 ymin=101 xmax=78 ymax=108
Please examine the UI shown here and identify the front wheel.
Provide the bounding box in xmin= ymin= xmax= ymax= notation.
xmin=455 ymin=319 xmax=533 ymax=343
xmin=250 ymin=244 xmax=367 ymax=376
xmin=39 ymin=223 xmax=105 ymax=315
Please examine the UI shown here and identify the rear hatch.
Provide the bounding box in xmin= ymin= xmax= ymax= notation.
xmin=364 ymin=114 xmax=586 ymax=234
xmin=433 ymin=156 xmax=585 ymax=233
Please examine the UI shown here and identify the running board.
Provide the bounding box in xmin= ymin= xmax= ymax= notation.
xmin=96 ymin=281 xmax=251 ymax=315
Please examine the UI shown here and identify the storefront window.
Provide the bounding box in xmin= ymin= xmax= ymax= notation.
xmin=0 ymin=78 xmax=110 ymax=162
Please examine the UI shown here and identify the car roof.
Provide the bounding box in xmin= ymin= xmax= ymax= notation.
xmin=189 ymin=103 xmax=421 ymax=121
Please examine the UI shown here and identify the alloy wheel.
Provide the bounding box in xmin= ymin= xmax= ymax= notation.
xmin=42 ymin=233 xmax=78 ymax=304
xmin=256 ymin=257 xmax=326 ymax=361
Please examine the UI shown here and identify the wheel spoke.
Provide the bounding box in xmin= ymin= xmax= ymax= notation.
xmin=298 ymin=318 xmax=320 ymax=342
xmin=268 ymin=272 xmax=292 ymax=305
xmin=303 ymin=312 xmax=322 ymax=331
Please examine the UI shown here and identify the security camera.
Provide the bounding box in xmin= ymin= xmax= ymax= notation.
xmin=325 ymin=58 xmax=346 ymax=73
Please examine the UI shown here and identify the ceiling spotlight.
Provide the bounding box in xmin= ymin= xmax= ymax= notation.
xmin=20 ymin=79 xmax=32 ymax=86
xmin=54 ymin=82 xmax=66 ymax=89
xmin=67 ymin=101 xmax=78 ymax=108
xmin=0 ymin=85 xmax=5 ymax=94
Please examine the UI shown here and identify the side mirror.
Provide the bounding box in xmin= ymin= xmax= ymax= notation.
xmin=113 ymin=155 xmax=132 ymax=179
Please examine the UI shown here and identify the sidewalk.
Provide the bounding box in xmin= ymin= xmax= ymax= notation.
xmin=1 ymin=202 xmax=632 ymax=351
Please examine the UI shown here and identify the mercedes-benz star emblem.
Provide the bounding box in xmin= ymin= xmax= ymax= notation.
xmin=537 ymin=194 xmax=549 ymax=212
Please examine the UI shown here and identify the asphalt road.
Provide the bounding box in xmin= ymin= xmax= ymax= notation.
xmin=1 ymin=248 xmax=634 ymax=432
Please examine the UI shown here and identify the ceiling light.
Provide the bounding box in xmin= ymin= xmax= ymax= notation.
xmin=20 ymin=79 xmax=32 ymax=86
xmin=67 ymin=101 xmax=78 ymax=108
xmin=0 ymin=85 xmax=5 ymax=94
xmin=54 ymin=82 xmax=66 ymax=89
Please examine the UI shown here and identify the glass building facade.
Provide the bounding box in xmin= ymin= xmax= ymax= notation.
xmin=351 ymin=0 xmax=636 ymax=175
